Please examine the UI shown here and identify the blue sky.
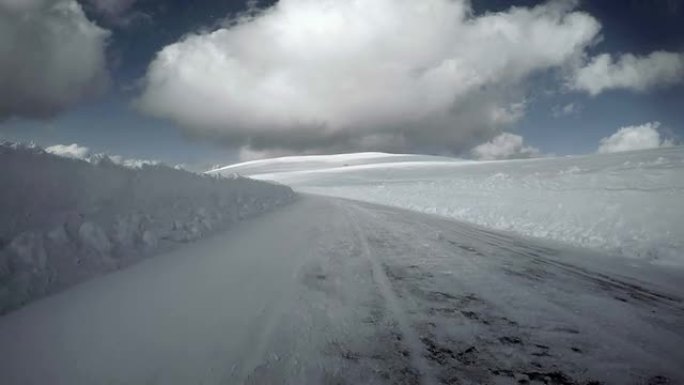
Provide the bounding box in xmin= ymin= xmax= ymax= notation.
xmin=0 ymin=0 xmax=682 ymax=167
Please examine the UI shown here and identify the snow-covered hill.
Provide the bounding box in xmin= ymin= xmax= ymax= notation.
xmin=0 ymin=142 xmax=295 ymax=314
xmin=208 ymin=152 xmax=468 ymax=176
xmin=212 ymin=147 xmax=684 ymax=265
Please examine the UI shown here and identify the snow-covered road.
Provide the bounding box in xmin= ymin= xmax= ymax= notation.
xmin=1 ymin=196 xmax=683 ymax=384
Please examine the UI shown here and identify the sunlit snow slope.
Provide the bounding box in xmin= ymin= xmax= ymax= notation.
xmin=210 ymin=147 xmax=684 ymax=265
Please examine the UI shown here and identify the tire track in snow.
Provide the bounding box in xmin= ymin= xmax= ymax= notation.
xmin=235 ymin=296 xmax=291 ymax=384
xmin=346 ymin=199 xmax=684 ymax=383
xmin=234 ymin=211 xmax=329 ymax=384
xmin=341 ymin=200 xmax=438 ymax=385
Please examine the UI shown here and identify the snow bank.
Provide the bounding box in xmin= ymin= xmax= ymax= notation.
xmin=219 ymin=148 xmax=684 ymax=266
xmin=0 ymin=142 xmax=295 ymax=314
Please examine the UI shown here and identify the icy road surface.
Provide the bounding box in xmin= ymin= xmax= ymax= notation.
xmin=1 ymin=196 xmax=683 ymax=385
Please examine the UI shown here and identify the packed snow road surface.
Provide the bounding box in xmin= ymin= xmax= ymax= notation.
xmin=1 ymin=196 xmax=683 ymax=385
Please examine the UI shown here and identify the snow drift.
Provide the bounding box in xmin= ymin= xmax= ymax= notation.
xmin=0 ymin=142 xmax=295 ymax=314
xmin=213 ymin=147 xmax=684 ymax=266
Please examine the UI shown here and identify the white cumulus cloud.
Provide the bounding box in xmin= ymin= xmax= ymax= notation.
xmin=45 ymin=143 xmax=91 ymax=159
xmin=551 ymin=102 xmax=579 ymax=117
xmin=597 ymin=122 xmax=674 ymax=154
xmin=0 ymin=0 xmax=109 ymax=120
xmin=571 ymin=51 xmax=684 ymax=96
xmin=471 ymin=132 xmax=540 ymax=160
xmin=138 ymin=0 xmax=600 ymax=155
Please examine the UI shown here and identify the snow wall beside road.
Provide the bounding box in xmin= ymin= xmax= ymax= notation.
xmin=0 ymin=142 xmax=296 ymax=314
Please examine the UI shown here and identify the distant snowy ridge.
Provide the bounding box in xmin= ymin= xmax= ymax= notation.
xmin=216 ymin=147 xmax=684 ymax=265
xmin=44 ymin=142 xmax=164 ymax=169
xmin=206 ymin=152 xmax=469 ymax=176
xmin=0 ymin=142 xmax=295 ymax=314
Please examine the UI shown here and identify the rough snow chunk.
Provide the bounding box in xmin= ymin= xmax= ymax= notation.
xmin=79 ymin=222 xmax=112 ymax=256
xmin=141 ymin=230 xmax=158 ymax=249
xmin=8 ymin=232 xmax=47 ymax=272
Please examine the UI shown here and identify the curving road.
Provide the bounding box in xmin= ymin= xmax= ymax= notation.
xmin=1 ymin=196 xmax=683 ymax=384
